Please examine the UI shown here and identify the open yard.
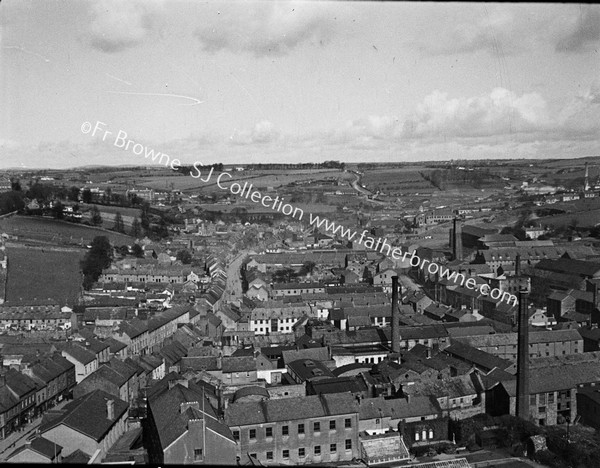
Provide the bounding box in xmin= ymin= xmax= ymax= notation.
xmin=0 ymin=216 xmax=133 ymax=246
xmin=5 ymin=246 xmax=85 ymax=306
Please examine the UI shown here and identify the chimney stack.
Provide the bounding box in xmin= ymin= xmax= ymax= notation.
xmin=515 ymin=254 xmax=521 ymax=277
xmin=516 ymin=290 xmax=530 ymax=421
xmin=452 ymin=218 xmax=463 ymax=261
xmin=107 ymin=399 xmax=115 ymax=420
xmin=391 ymin=276 xmax=400 ymax=353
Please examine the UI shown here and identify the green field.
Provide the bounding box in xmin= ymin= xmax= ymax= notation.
xmin=5 ymin=246 xmax=85 ymax=306
xmin=0 ymin=215 xmax=133 ymax=245
xmin=139 ymin=169 xmax=352 ymax=193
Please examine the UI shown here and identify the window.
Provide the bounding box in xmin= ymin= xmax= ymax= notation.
xmin=249 ymin=429 xmax=256 ymax=439
xmin=250 ymin=453 xmax=257 ymax=459
xmin=282 ymin=425 xmax=289 ymax=436
xmin=415 ymin=432 xmax=420 ymax=441
xmin=266 ymin=452 xmax=273 ymax=460
xmin=539 ymin=393 xmax=546 ymax=405
xmin=282 ymin=450 xmax=289 ymax=459
xmin=194 ymin=449 xmax=203 ymax=460
xmin=233 ymin=430 xmax=240 ymax=441
xmin=298 ymin=423 xmax=305 ymax=434
xmin=314 ymin=445 xmax=321 ymax=456
xmin=548 ymin=392 xmax=555 ymax=404
xmin=429 ymin=429 xmax=434 ymax=439
xmin=345 ymin=418 xmax=351 ymax=428
xmin=530 ymin=394 xmax=536 ymax=405
xmin=539 ymin=407 xmax=546 ymax=413
xmin=330 ymin=420 xmax=336 ymax=430
xmin=299 ymin=448 xmax=306 ymax=458
xmin=314 ymin=422 xmax=320 ymax=432
xmin=330 ymin=443 xmax=337 ymax=453
xmin=345 ymin=439 xmax=352 ymax=450
xmin=266 ymin=427 xmax=273 ymax=438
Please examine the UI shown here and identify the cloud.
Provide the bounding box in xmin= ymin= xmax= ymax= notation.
xmin=194 ymin=1 xmax=336 ymax=56
xmin=556 ymin=82 xmax=600 ymax=138
xmin=411 ymin=5 xmax=599 ymax=57
xmin=403 ymin=88 xmax=551 ymax=139
xmin=87 ymin=0 xmax=163 ymax=53
xmin=410 ymin=6 xmax=546 ymax=56
xmin=229 ymin=120 xmax=280 ymax=145
xmin=555 ymin=6 xmax=600 ymax=53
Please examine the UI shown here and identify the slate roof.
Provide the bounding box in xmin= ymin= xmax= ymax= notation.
xmin=3 ymin=368 xmax=37 ymax=398
xmin=444 ymin=341 xmax=513 ymax=372
xmin=225 ymin=393 xmax=358 ymax=426
xmin=0 ymin=385 xmax=19 ymax=413
xmin=455 ymin=329 xmax=582 ymax=348
xmin=535 ymin=258 xmax=600 ymax=278
xmin=526 ymin=351 xmax=600 ymax=393
xmin=359 ymin=395 xmax=441 ymax=420
xmin=39 ymin=389 xmax=128 ymax=442
xmin=404 ymin=374 xmax=478 ymax=399
xmin=282 ymin=347 xmax=330 ymax=365
xmin=104 ymin=337 xmax=127 ymax=354
xmin=62 ymin=345 xmax=96 ymax=365
xmin=308 ymin=376 xmax=368 ymax=395
xmin=148 ymin=383 xmax=233 ymax=449
xmin=222 ymin=356 xmax=256 ymax=373
xmin=6 ymin=436 xmax=62 ymax=461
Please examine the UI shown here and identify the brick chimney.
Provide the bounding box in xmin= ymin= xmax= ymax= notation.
xmin=391 ymin=276 xmax=400 ymax=353
xmin=516 ymin=290 xmax=530 ymax=420
xmin=107 ymin=399 xmax=115 ymax=420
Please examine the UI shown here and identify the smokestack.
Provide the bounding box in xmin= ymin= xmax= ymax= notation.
xmin=107 ymin=399 xmax=115 ymax=420
xmin=391 ymin=276 xmax=400 ymax=353
xmin=516 ymin=290 xmax=530 ymax=421
xmin=452 ymin=218 xmax=463 ymax=261
xmin=515 ymin=254 xmax=521 ymax=277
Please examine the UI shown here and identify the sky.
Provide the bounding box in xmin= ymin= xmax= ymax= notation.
xmin=0 ymin=1 xmax=599 ymax=169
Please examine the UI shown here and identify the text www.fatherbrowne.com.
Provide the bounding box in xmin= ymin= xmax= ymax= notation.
xmin=81 ymin=120 xmax=518 ymax=306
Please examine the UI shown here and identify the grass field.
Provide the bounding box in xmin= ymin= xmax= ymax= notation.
xmin=0 ymin=216 xmax=133 ymax=245
xmin=139 ymin=169 xmax=352 ymax=193
xmin=5 ymin=246 xmax=85 ymax=306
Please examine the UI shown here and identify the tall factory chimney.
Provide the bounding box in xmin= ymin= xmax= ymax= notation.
xmin=516 ymin=289 xmax=530 ymax=421
xmin=452 ymin=218 xmax=463 ymax=261
xmin=391 ymin=276 xmax=400 ymax=353
xmin=515 ymin=253 xmax=521 ymax=277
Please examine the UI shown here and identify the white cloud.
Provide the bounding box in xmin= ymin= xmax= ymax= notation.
xmin=194 ymin=1 xmax=337 ymax=56
xmin=87 ymin=0 xmax=163 ymax=53
xmin=229 ymin=120 xmax=280 ymax=145
xmin=403 ymin=88 xmax=551 ymax=139
xmin=412 ymin=5 xmax=599 ymax=57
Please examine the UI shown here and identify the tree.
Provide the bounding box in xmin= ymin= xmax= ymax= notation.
xmin=10 ymin=178 xmax=21 ymax=191
xmin=81 ymin=236 xmax=113 ymax=290
xmin=68 ymin=186 xmax=80 ymax=202
xmin=82 ymin=188 xmax=93 ymax=204
xmin=51 ymin=201 xmax=64 ymax=219
xmin=131 ymin=217 xmax=142 ymax=238
xmin=132 ymin=243 xmax=144 ymax=258
xmin=0 ymin=191 xmax=25 ymax=214
xmin=362 ymin=266 xmax=373 ymax=284
xmin=113 ymin=212 xmax=125 ymax=233
xmin=176 ymin=249 xmax=193 ymax=264
xmin=90 ymin=205 xmax=102 ymax=226
xmin=140 ymin=202 xmax=151 ymax=230
xmin=299 ymin=261 xmax=316 ymax=277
